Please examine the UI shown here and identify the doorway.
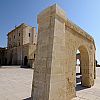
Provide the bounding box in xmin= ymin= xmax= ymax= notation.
xmin=24 ymin=56 xmax=28 ymax=66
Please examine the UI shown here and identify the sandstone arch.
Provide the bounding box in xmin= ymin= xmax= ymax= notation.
xmin=32 ymin=4 xmax=96 ymax=100
xmin=76 ymin=45 xmax=90 ymax=87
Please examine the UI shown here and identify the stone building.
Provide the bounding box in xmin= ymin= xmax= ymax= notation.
xmin=7 ymin=23 xmax=37 ymax=67
xmin=0 ymin=47 xmax=7 ymax=66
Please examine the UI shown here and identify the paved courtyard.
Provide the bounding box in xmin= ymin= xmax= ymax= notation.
xmin=0 ymin=67 xmax=100 ymax=100
xmin=0 ymin=67 xmax=33 ymax=100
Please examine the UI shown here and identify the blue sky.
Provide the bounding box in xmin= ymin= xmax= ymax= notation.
xmin=0 ymin=0 xmax=100 ymax=63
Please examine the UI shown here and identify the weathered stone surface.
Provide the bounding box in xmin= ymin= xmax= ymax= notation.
xmin=32 ymin=4 xmax=96 ymax=100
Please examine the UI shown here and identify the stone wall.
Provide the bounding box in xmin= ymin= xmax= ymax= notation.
xmin=7 ymin=43 xmax=36 ymax=67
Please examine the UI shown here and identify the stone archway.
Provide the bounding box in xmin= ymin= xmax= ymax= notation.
xmin=76 ymin=45 xmax=90 ymax=91
xmin=31 ymin=4 xmax=96 ymax=100
xmin=78 ymin=45 xmax=89 ymax=87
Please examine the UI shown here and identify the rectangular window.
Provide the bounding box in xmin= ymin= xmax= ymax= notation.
xmin=19 ymin=33 xmax=20 ymax=36
xmin=14 ymin=35 xmax=15 ymax=39
xmin=19 ymin=42 xmax=20 ymax=46
xmin=34 ymin=54 xmax=35 ymax=59
xmin=29 ymin=33 xmax=30 ymax=37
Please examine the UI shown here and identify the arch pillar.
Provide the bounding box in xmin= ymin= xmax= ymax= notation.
xmin=31 ymin=4 xmax=75 ymax=100
xmin=88 ymin=46 xmax=95 ymax=86
xmin=94 ymin=51 xmax=96 ymax=79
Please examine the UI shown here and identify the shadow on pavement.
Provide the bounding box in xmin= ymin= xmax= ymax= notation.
xmin=76 ymin=74 xmax=88 ymax=91
xmin=76 ymin=84 xmax=88 ymax=91
xmin=23 ymin=97 xmax=32 ymax=100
